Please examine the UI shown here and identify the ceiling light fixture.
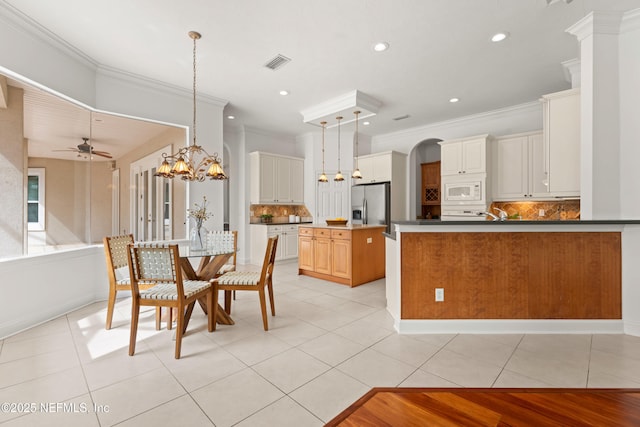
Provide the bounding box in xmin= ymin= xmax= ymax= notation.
xmin=373 ymin=42 xmax=389 ymax=52
xmin=363 ymin=121 xmax=370 ymax=126
xmin=318 ymin=121 xmax=328 ymax=183
xmin=227 ymin=115 xmax=235 ymax=120
xmin=279 ymin=90 xmax=289 ymax=96
xmin=491 ymin=32 xmax=509 ymax=42
xmin=352 ymin=111 xmax=362 ymax=180
xmin=155 ymin=31 xmax=227 ymax=181
xmin=449 ymin=98 xmax=460 ymax=103
xmin=334 ymin=116 xmax=344 ymax=182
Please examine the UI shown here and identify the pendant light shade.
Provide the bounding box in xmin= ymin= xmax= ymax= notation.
xmin=352 ymin=110 xmax=362 ymax=179
xmin=318 ymin=121 xmax=328 ymax=183
xmin=334 ymin=116 xmax=344 ymax=182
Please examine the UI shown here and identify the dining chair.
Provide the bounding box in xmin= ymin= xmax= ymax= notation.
xmin=127 ymin=243 xmax=214 ymax=359
xmin=103 ymin=234 xmax=163 ymax=330
xmin=213 ymin=235 xmax=278 ymax=331
xmin=211 ymin=230 xmax=238 ymax=305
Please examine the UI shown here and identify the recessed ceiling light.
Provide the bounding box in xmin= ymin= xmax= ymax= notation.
xmin=449 ymin=98 xmax=460 ymax=103
xmin=363 ymin=121 xmax=371 ymax=126
xmin=227 ymin=115 xmax=235 ymax=120
xmin=279 ymin=90 xmax=289 ymax=96
xmin=491 ymin=32 xmax=509 ymax=42
xmin=372 ymin=42 xmax=389 ymax=52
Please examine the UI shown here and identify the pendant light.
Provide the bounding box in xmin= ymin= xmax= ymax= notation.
xmin=334 ymin=116 xmax=344 ymax=181
xmin=351 ymin=110 xmax=362 ymax=180
xmin=155 ymin=31 xmax=228 ymax=181
xmin=318 ymin=121 xmax=328 ymax=182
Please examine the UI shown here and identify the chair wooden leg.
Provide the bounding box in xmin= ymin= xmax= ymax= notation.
xmin=183 ymin=302 xmax=195 ymax=334
xmin=105 ymin=287 xmax=117 ymax=330
xmin=155 ymin=307 xmax=161 ymax=331
xmin=224 ymin=290 xmax=232 ymax=314
xmin=167 ymin=307 xmax=173 ymax=330
xmin=212 ymin=284 xmax=219 ymax=331
xmin=129 ymin=297 xmax=140 ymax=356
xmin=207 ymin=290 xmax=214 ymax=332
xmin=175 ymin=304 xmax=184 ymax=359
xmin=267 ymin=279 xmax=275 ymax=316
xmin=258 ymin=287 xmax=269 ymax=331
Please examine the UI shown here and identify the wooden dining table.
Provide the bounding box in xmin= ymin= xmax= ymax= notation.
xmin=178 ymin=246 xmax=235 ymax=325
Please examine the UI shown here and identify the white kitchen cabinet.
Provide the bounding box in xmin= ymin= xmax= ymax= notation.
xmin=250 ymin=224 xmax=298 ymax=264
xmin=541 ymin=88 xmax=580 ymax=197
xmin=439 ymin=135 xmax=488 ymax=176
xmin=493 ymin=131 xmax=547 ymax=200
xmin=352 ymin=151 xmax=407 ymax=222
xmin=250 ymin=152 xmax=304 ymax=204
xmin=356 ymin=153 xmax=392 ymax=183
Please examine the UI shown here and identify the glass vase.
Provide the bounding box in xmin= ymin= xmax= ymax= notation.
xmin=190 ymin=225 xmax=208 ymax=251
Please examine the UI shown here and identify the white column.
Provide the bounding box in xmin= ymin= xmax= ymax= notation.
xmin=567 ymin=11 xmax=623 ymax=219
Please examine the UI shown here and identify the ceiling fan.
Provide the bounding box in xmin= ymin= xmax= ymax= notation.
xmin=54 ymin=137 xmax=113 ymax=159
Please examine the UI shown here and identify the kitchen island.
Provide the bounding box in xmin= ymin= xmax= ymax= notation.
xmin=385 ymin=220 xmax=640 ymax=336
xmin=298 ymin=224 xmax=386 ymax=287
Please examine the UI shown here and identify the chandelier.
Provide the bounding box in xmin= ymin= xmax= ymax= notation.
xmin=155 ymin=31 xmax=228 ymax=181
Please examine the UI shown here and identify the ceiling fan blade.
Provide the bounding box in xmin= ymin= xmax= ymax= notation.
xmin=52 ymin=148 xmax=78 ymax=152
xmin=92 ymin=151 xmax=113 ymax=159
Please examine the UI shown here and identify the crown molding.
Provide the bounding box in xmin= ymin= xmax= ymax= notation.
xmin=621 ymin=7 xmax=640 ymax=33
xmin=0 ymin=1 xmax=97 ymax=70
xmin=301 ymin=90 xmax=382 ymax=128
xmin=96 ymin=65 xmax=228 ymax=108
xmin=566 ymin=11 xmax=624 ymax=41
xmin=373 ymin=101 xmax=540 ymax=143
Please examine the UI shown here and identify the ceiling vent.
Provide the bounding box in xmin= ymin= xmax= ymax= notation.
xmin=264 ymin=54 xmax=291 ymax=71
xmin=393 ymin=114 xmax=410 ymax=121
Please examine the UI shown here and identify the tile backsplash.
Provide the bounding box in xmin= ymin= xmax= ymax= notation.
xmin=490 ymin=200 xmax=580 ymax=220
xmin=250 ymin=204 xmax=312 ymax=223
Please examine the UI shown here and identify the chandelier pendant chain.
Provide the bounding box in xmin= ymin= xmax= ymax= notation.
xmin=155 ymin=31 xmax=227 ymax=181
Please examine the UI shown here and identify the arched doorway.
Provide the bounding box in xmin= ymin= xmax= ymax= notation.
xmin=409 ymin=138 xmax=442 ymax=219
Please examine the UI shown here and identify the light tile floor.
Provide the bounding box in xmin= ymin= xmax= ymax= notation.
xmin=2 ymin=260 xmax=640 ymax=426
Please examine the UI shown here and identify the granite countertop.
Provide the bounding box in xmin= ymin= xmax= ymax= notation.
xmin=249 ymin=221 xmax=313 ymax=225
xmin=382 ymin=219 xmax=640 ymax=240
xmin=392 ymin=219 xmax=640 ymax=226
xmin=298 ymin=223 xmax=387 ymax=230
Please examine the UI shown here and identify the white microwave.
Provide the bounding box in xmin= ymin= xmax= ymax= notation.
xmin=443 ymin=181 xmax=483 ymax=202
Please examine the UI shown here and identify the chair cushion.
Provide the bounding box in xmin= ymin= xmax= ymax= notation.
xmin=140 ymin=280 xmax=211 ymax=300
xmin=217 ymin=271 xmax=260 ymax=285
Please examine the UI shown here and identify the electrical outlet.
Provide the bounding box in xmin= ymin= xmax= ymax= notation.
xmin=435 ymin=288 xmax=444 ymax=302
xmin=539 ymin=209 xmax=545 ymax=217
xmin=367 ymin=237 xmax=372 ymax=243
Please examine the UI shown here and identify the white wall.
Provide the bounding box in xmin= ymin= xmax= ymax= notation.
xmin=619 ymin=10 xmax=640 ymax=218
xmin=0 ymin=246 xmax=107 ymax=339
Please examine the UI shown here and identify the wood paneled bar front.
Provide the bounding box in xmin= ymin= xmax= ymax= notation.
xmin=385 ymin=220 xmax=640 ymax=336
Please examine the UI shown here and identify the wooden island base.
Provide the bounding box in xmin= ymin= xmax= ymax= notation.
xmin=298 ymin=225 xmax=386 ymax=287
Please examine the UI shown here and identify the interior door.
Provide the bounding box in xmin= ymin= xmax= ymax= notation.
xmin=130 ymin=145 xmax=172 ymax=241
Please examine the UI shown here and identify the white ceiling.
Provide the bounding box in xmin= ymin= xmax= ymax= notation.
xmin=4 ymin=0 xmax=640 ymax=150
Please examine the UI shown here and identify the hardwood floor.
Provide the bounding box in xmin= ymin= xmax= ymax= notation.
xmin=325 ymin=388 xmax=640 ymax=426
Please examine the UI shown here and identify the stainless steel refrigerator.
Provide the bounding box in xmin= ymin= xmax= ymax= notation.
xmin=351 ymin=182 xmax=391 ymax=233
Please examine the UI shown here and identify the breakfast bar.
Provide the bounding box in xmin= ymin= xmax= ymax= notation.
xmin=385 ymin=220 xmax=640 ymax=336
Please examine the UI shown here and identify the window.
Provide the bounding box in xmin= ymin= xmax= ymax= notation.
xmin=27 ymin=168 xmax=45 ymax=231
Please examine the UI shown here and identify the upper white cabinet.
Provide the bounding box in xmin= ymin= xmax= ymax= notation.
xmin=439 ymin=135 xmax=488 ymax=176
xmin=493 ymin=131 xmax=547 ymax=200
xmin=541 ymin=88 xmax=580 ymax=197
xmin=353 ymin=151 xmax=407 ymax=221
xmin=250 ymin=152 xmax=304 ymax=204
xmin=357 ymin=154 xmax=390 ymax=183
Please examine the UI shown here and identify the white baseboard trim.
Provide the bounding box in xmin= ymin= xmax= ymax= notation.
xmin=623 ymin=319 xmax=640 ymax=337
xmin=396 ymin=319 xmax=624 ymax=335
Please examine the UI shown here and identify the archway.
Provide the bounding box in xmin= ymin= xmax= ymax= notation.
xmin=408 ymin=138 xmax=442 ymax=219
